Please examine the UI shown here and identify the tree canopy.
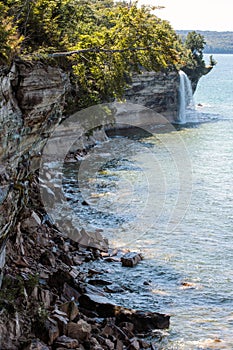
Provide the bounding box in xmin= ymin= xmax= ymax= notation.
xmin=0 ymin=0 xmax=204 ymax=106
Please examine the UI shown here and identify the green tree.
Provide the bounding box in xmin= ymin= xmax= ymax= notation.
xmin=0 ymin=2 xmax=22 ymax=64
xmin=185 ymin=31 xmax=206 ymax=58
xmin=181 ymin=30 xmax=216 ymax=91
xmin=0 ymin=0 xmax=185 ymax=105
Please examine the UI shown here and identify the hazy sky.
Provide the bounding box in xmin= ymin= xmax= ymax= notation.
xmin=138 ymin=0 xmax=233 ymax=31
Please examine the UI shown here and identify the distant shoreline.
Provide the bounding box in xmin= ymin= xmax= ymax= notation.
xmin=177 ymin=30 xmax=233 ymax=55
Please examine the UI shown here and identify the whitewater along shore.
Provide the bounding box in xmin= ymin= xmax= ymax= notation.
xmin=0 ymin=171 xmax=170 ymax=349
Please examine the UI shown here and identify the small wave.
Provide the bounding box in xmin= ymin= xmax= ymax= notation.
xmin=196 ymin=111 xmax=222 ymax=122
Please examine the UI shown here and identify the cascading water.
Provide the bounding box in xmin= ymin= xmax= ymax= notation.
xmin=178 ymin=70 xmax=197 ymax=123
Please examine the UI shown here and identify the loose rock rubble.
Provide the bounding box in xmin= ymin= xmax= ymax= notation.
xmin=0 ymin=207 xmax=170 ymax=350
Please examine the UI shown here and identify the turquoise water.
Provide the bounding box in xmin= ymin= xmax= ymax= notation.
xmin=195 ymin=54 xmax=233 ymax=119
xmin=64 ymin=54 xmax=233 ymax=349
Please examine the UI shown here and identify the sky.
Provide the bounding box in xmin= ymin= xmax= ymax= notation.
xmin=137 ymin=0 xmax=233 ymax=31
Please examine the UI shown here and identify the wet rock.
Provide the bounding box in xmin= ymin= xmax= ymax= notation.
xmin=124 ymin=71 xmax=179 ymax=121
xmin=143 ymin=280 xmax=151 ymax=286
xmin=88 ymin=268 xmax=103 ymax=276
xmin=104 ymin=256 xmax=121 ymax=263
xmin=116 ymin=309 xmax=170 ymax=332
xmin=121 ymin=252 xmax=143 ymax=267
xmin=54 ymin=335 xmax=79 ymax=349
xmin=77 ymin=228 xmax=109 ymax=252
xmin=82 ymin=283 xmax=106 ymax=297
xmin=88 ymin=279 xmax=112 ymax=286
xmin=104 ymin=284 xmax=125 ymax=293
xmin=100 ymin=248 xmax=118 ymax=258
xmin=79 ymin=293 xmax=169 ymax=333
xmin=180 ymin=281 xmax=199 ymax=289
xmin=78 ymin=293 xmax=116 ymax=317
xmin=67 ymin=320 xmax=91 ymax=341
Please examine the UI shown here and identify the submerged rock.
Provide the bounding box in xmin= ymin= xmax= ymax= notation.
xmin=79 ymin=293 xmax=170 ymax=332
xmin=121 ymin=252 xmax=143 ymax=267
xmin=116 ymin=309 xmax=170 ymax=333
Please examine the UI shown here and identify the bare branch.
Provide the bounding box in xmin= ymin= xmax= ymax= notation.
xmin=48 ymin=46 xmax=151 ymax=57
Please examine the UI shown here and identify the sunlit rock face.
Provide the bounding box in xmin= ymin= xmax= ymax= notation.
xmin=124 ymin=70 xmax=180 ymax=123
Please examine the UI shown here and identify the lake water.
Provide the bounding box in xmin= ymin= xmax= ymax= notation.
xmin=64 ymin=54 xmax=233 ymax=349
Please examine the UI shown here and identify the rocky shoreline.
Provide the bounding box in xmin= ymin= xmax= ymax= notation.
xmin=0 ymin=174 xmax=169 ymax=350
xmin=0 ymin=60 xmax=173 ymax=350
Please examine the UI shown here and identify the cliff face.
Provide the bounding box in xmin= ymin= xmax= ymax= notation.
xmin=125 ymin=70 xmax=180 ymax=122
xmin=0 ymin=60 xmax=178 ymax=349
xmin=0 ymin=60 xmax=70 ymax=271
xmin=0 ymin=61 xmax=181 ymax=275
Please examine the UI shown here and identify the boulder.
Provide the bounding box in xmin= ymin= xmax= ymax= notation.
xmin=67 ymin=320 xmax=91 ymax=341
xmin=78 ymin=294 xmax=116 ymax=317
xmin=54 ymin=335 xmax=79 ymax=349
xmin=44 ymin=318 xmax=60 ymax=345
xmin=121 ymin=252 xmax=143 ymax=267
xmin=116 ymin=309 xmax=170 ymax=332
xmin=60 ymin=301 xmax=79 ymax=321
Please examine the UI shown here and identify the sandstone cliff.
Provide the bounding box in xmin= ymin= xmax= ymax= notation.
xmin=0 ymin=61 xmax=181 ymax=266
xmin=124 ymin=70 xmax=179 ymax=123
xmin=0 ymin=60 xmax=70 ymax=271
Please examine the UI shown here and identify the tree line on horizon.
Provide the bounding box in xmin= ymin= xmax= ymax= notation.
xmin=177 ymin=30 xmax=233 ymax=54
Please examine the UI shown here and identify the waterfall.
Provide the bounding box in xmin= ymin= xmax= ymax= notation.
xmin=178 ymin=70 xmax=196 ymax=124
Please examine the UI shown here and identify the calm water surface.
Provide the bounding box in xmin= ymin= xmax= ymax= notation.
xmin=64 ymin=54 xmax=233 ymax=349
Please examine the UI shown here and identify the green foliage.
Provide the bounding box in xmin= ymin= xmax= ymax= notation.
xmin=177 ymin=30 xmax=216 ymax=91
xmin=184 ymin=31 xmax=206 ymax=57
xmin=0 ymin=0 xmax=186 ymax=106
xmin=0 ymin=2 xmax=22 ymax=64
xmin=179 ymin=31 xmax=206 ymax=71
xmin=67 ymin=2 xmax=183 ymax=105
